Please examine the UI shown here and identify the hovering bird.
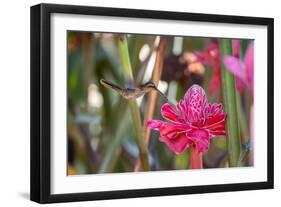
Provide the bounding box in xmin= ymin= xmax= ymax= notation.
xmin=100 ymin=79 xmax=169 ymax=101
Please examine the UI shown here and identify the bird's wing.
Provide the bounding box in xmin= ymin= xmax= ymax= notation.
xmin=100 ymin=79 xmax=124 ymax=95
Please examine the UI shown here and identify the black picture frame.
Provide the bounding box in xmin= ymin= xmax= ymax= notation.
xmin=30 ymin=3 xmax=274 ymax=204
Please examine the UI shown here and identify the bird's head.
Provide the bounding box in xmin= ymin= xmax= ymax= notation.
xmin=141 ymin=81 xmax=157 ymax=92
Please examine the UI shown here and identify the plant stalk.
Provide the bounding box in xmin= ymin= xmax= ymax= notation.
xmin=190 ymin=145 xmax=203 ymax=169
xmin=135 ymin=37 xmax=167 ymax=171
xmin=219 ymin=39 xmax=241 ymax=167
xmin=118 ymin=35 xmax=150 ymax=171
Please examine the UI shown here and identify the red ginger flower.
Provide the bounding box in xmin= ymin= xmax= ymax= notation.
xmin=194 ymin=41 xmax=221 ymax=95
xmin=146 ymin=84 xmax=226 ymax=154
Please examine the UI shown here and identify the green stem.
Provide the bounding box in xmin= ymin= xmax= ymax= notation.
xmin=236 ymin=92 xmax=249 ymax=146
xmin=236 ymin=93 xmax=250 ymax=167
xmin=118 ymin=35 xmax=150 ymax=171
xmin=98 ymin=106 xmax=129 ymax=173
xmin=219 ymin=39 xmax=241 ymax=167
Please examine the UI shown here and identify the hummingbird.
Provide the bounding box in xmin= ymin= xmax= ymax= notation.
xmin=100 ymin=79 xmax=169 ymax=101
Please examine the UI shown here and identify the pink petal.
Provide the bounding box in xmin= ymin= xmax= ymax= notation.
xmin=145 ymin=120 xmax=165 ymax=131
xmin=160 ymin=123 xmax=189 ymax=139
xmin=187 ymin=129 xmax=210 ymax=152
xmin=159 ymin=133 xmax=191 ymax=154
xmin=204 ymin=113 xmax=226 ymax=137
xmin=236 ymin=77 xmax=245 ymax=94
xmin=205 ymin=113 xmax=226 ymax=126
xmin=195 ymin=41 xmax=221 ymax=94
xmin=194 ymin=51 xmax=206 ymax=63
xmin=223 ymin=56 xmax=246 ymax=83
xmin=146 ymin=120 xmax=189 ymax=139
xmin=176 ymin=99 xmax=188 ymax=122
xmin=208 ymin=130 xmax=226 ymax=137
xmin=184 ymin=84 xmax=208 ymax=124
xmin=232 ymin=40 xmax=240 ymax=58
xmin=245 ymin=42 xmax=254 ymax=91
xmin=209 ymin=74 xmax=221 ymax=95
xmin=161 ymin=103 xmax=180 ymax=122
xmin=206 ymin=41 xmax=220 ymax=66
xmin=207 ymin=103 xmax=223 ymax=116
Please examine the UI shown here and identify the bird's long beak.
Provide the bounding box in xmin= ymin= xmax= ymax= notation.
xmin=153 ymin=87 xmax=169 ymax=102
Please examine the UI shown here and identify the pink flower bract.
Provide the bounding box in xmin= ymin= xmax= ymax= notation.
xmin=223 ymin=42 xmax=254 ymax=95
xmin=146 ymin=84 xmax=226 ymax=154
xmin=194 ymin=41 xmax=222 ymax=95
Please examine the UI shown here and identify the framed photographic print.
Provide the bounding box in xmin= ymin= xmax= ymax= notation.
xmin=30 ymin=3 xmax=274 ymax=203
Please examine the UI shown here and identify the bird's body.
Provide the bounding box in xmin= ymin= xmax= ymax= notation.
xmin=100 ymin=79 xmax=168 ymax=100
xmin=119 ymin=88 xmax=147 ymax=99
